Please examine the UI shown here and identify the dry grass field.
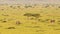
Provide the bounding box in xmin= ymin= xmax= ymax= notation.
xmin=0 ymin=4 xmax=60 ymax=34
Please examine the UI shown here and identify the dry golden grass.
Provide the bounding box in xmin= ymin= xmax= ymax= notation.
xmin=0 ymin=4 xmax=60 ymax=34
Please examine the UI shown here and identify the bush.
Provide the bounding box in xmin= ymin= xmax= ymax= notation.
xmin=24 ymin=13 xmax=40 ymax=18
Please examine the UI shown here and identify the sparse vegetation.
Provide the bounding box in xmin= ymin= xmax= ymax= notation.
xmin=24 ymin=5 xmax=32 ymax=8
xmin=24 ymin=13 xmax=40 ymax=17
xmin=7 ymin=27 xmax=15 ymax=29
xmin=24 ymin=13 xmax=40 ymax=19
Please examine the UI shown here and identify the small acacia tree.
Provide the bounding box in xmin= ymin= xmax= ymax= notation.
xmin=24 ymin=13 xmax=40 ymax=19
